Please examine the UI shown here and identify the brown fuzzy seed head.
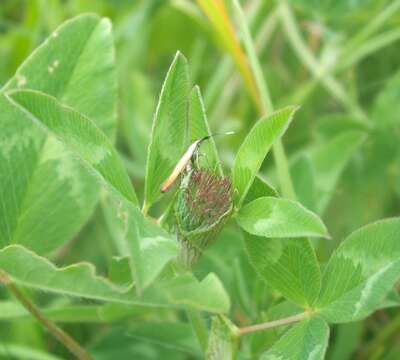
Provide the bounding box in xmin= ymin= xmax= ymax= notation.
xmin=177 ymin=169 xmax=232 ymax=232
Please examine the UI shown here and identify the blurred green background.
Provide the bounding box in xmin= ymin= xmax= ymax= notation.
xmin=1 ymin=0 xmax=400 ymax=359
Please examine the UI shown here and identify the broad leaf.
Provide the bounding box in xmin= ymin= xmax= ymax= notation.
xmin=243 ymin=175 xmax=278 ymax=206
xmin=261 ymin=317 xmax=329 ymax=360
xmin=104 ymin=194 xmax=177 ymax=290
xmin=0 ymin=245 xmax=229 ymax=313
xmin=161 ymin=273 xmax=230 ymax=313
xmin=105 ymin=202 xmax=178 ymax=291
xmin=237 ymin=197 xmax=329 ymax=239
xmin=122 ymin=202 xmax=177 ymax=290
xmin=232 ymin=106 xmax=297 ymax=207
xmin=206 ymin=315 xmax=239 ymax=360
xmin=0 ymin=14 xmax=116 ymax=253
xmin=0 ymin=245 xmax=136 ymax=303
xmin=6 ymin=89 xmax=177 ymax=291
xmin=244 ymin=233 xmax=321 ymax=307
xmin=6 ymin=89 xmax=138 ymax=205
xmin=125 ymin=322 xmax=202 ymax=357
xmin=317 ymin=218 xmax=400 ymax=323
xmin=144 ymin=52 xmax=190 ymax=210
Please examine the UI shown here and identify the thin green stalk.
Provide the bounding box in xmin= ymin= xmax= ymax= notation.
xmin=234 ymin=0 xmax=272 ymax=112
xmin=205 ymin=5 xmax=279 ymax=123
xmin=197 ymin=0 xmax=261 ymax=109
xmin=342 ymin=0 xmax=400 ymax=57
xmin=0 ymin=272 xmax=92 ymax=360
xmin=279 ymin=0 xmax=369 ymax=125
xmin=238 ymin=312 xmax=308 ymax=336
xmin=186 ymin=308 xmax=209 ymax=351
xmin=271 ymin=140 xmax=297 ymax=200
xmin=338 ymin=28 xmax=400 ymax=71
xmin=233 ymin=0 xmax=296 ymax=200
xmin=204 ymin=55 xmax=233 ymax=108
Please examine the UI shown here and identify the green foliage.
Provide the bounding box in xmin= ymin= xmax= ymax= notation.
xmin=237 ymin=196 xmax=329 ymax=238
xmin=7 ymin=89 xmax=138 ymax=205
xmin=0 ymin=14 xmax=116 ymax=254
xmin=317 ymin=219 xmax=400 ymax=323
xmin=292 ymin=130 xmax=366 ymax=214
xmin=232 ymin=107 xmax=297 ymax=207
xmin=0 ymin=244 xmax=136 ymax=303
xmin=261 ymin=317 xmax=330 ymax=360
xmin=206 ymin=315 xmax=239 ymax=360
xmin=289 ymin=0 xmax=374 ymax=22
xmin=144 ymin=52 xmax=190 ymax=210
xmin=0 ymin=1 xmax=399 ymax=359
xmin=244 ymin=234 xmax=321 ymax=307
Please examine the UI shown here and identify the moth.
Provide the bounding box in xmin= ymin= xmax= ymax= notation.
xmin=160 ymin=132 xmax=233 ymax=193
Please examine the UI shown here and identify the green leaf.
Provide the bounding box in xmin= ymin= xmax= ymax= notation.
xmin=0 ymin=14 xmax=117 ymax=253
xmin=232 ymin=106 xmax=297 ymax=207
xmin=5 ymin=89 xmax=179 ymax=291
xmin=291 ymin=130 xmax=365 ymax=215
xmin=243 ymin=175 xmax=278 ymax=206
xmin=6 ymin=89 xmax=138 ymax=206
xmin=160 ymin=273 xmax=230 ymax=314
xmin=144 ymin=52 xmax=190 ymax=210
xmin=237 ymin=197 xmax=329 ymax=239
xmin=124 ymin=203 xmax=178 ymax=290
xmin=0 ymin=343 xmax=63 ymax=360
xmin=265 ymin=301 xmax=305 ymax=337
xmin=188 ymin=85 xmax=222 ymax=174
xmin=91 ymin=322 xmax=201 ymax=359
xmin=0 ymin=245 xmax=228 ymax=313
xmin=244 ymin=233 xmax=321 ymax=307
xmin=2 ymin=15 xmax=116 ymax=133
xmin=0 ymin=245 xmax=136 ymax=303
xmin=109 ymin=257 xmax=132 ymax=287
xmin=317 ymin=218 xmax=400 ymax=323
xmin=125 ymin=322 xmax=202 ymax=357
xmin=206 ymin=315 xmax=239 ymax=360
xmin=312 ymin=130 xmax=366 ymax=214
xmin=102 ymin=193 xmax=177 ymax=291
xmin=261 ymin=317 xmax=330 ymax=360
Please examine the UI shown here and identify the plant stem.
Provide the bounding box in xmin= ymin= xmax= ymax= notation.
xmin=238 ymin=312 xmax=308 ymax=336
xmin=186 ymin=308 xmax=209 ymax=351
xmin=279 ymin=0 xmax=369 ymax=126
xmin=272 ymin=140 xmax=296 ymax=200
xmin=342 ymin=0 xmax=400 ymax=57
xmin=196 ymin=0 xmax=261 ymax=110
xmin=233 ymin=0 xmax=272 ymax=113
xmin=233 ymin=0 xmax=296 ymax=200
xmin=0 ymin=272 xmax=92 ymax=360
xmin=338 ymin=28 xmax=400 ymax=71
